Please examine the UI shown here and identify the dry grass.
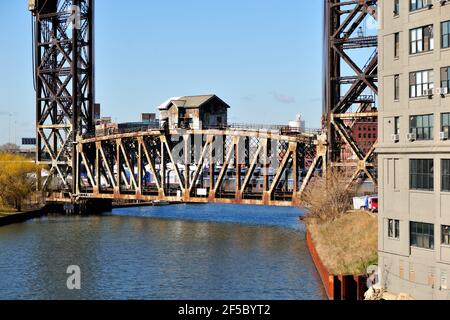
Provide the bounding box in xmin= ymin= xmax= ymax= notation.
xmin=307 ymin=210 xmax=378 ymax=275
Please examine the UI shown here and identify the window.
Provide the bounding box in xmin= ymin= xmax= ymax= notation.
xmin=394 ymin=32 xmax=400 ymax=58
xmin=441 ymin=67 xmax=450 ymax=92
xmin=394 ymin=0 xmax=400 ymax=16
xmin=410 ymin=0 xmax=427 ymax=11
xmin=410 ymin=114 xmax=434 ymax=140
xmin=395 ymin=117 xmax=400 ymax=135
xmin=410 ymin=159 xmax=434 ymax=190
xmin=442 ymin=21 xmax=450 ymax=49
xmin=394 ymin=74 xmax=400 ymax=100
xmin=442 ymin=225 xmax=450 ymax=245
xmin=442 ymin=113 xmax=450 ymax=136
xmin=388 ymin=219 xmax=400 ymax=239
xmin=441 ymin=271 xmax=448 ymax=290
xmin=409 ymin=70 xmax=433 ymax=98
xmin=410 ymin=222 xmax=434 ymax=250
xmin=410 ymin=25 xmax=434 ymax=54
xmin=442 ymin=160 xmax=450 ymax=192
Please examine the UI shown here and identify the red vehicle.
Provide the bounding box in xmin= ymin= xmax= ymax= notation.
xmin=368 ymin=196 xmax=378 ymax=213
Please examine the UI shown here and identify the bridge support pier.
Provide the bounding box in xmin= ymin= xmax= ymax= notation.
xmin=263 ymin=192 xmax=270 ymax=206
xmin=77 ymin=199 xmax=113 ymax=216
xmin=292 ymin=192 xmax=301 ymax=207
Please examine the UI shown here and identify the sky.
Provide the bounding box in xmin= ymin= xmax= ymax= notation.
xmin=0 ymin=0 xmax=324 ymax=145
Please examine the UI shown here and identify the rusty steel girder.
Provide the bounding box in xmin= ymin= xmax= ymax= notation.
xmin=322 ymin=0 xmax=378 ymax=188
xmin=74 ymin=129 xmax=320 ymax=207
xmin=33 ymin=0 xmax=95 ymax=194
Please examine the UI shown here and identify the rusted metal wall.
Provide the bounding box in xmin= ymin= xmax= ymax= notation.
xmin=306 ymin=231 xmax=366 ymax=300
xmin=306 ymin=231 xmax=335 ymax=299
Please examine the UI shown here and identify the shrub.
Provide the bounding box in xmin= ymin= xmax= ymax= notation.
xmin=301 ymin=168 xmax=353 ymax=222
xmin=0 ymin=153 xmax=41 ymax=212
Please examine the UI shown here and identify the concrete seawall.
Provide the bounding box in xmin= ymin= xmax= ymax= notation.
xmin=0 ymin=209 xmax=46 ymax=227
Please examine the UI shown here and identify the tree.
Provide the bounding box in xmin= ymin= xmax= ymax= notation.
xmin=0 ymin=153 xmax=40 ymax=211
xmin=301 ymin=169 xmax=354 ymax=223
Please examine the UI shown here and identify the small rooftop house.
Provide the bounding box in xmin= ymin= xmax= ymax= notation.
xmin=158 ymin=95 xmax=230 ymax=130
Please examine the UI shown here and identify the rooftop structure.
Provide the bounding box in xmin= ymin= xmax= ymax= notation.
xmin=158 ymin=95 xmax=229 ymax=130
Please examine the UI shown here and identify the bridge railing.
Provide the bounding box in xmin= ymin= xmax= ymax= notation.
xmin=81 ymin=124 xmax=322 ymax=140
xmin=205 ymin=123 xmax=321 ymax=136
xmin=83 ymin=124 xmax=161 ymax=139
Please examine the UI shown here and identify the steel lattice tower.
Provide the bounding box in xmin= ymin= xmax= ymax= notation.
xmin=323 ymin=0 xmax=378 ymax=187
xmin=31 ymin=0 xmax=95 ymax=195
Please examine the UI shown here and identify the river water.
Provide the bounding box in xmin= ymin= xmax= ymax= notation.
xmin=0 ymin=204 xmax=326 ymax=300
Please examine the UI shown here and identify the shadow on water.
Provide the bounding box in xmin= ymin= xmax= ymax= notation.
xmin=0 ymin=204 xmax=326 ymax=300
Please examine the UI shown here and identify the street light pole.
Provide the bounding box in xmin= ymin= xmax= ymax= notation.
xmin=8 ymin=113 xmax=12 ymax=144
xmin=14 ymin=120 xmax=17 ymax=145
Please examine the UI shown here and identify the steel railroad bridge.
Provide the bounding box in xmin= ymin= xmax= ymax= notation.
xmin=67 ymin=127 xmax=323 ymax=208
xmin=30 ymin=0 xmax=378 ymax=212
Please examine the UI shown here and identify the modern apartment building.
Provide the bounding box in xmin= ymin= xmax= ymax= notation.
xmin=378 ymin=0 xmax=450 ymax=299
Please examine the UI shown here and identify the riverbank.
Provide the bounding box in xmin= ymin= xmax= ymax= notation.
xmin=304 ymin=210 xmax=378 ymax=300
xmin=0 ymin=208 xmax=46 ymax=227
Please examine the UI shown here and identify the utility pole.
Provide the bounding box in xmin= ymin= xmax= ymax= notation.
xmin=8 ymin=113 xmax=12 ymax=144
xmin=13 ymin=119 xmax=17 ymax=146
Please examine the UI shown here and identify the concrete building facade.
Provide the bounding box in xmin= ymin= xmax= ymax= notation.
xmin=378 ymin=0 xmax=450 ymax=299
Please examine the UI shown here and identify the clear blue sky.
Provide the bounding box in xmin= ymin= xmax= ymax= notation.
xmin=0 ymin=0 xmax=324 ymax=145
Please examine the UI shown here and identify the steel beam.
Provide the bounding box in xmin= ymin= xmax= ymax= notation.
xmin=33 ymin=0 xmax=95 ymax=196
xmin=322 ymin=0 xmax=378 ymax=189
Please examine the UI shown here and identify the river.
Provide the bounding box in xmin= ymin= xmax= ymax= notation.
xmin=0 ymin=204 xmax=326 ymax=300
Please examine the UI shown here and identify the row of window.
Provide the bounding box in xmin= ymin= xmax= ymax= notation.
xmin=394 ymin=0 xmax=448 ymax=15
xmin=387 ymin=220 xmax=450 ymax=251
xmin=358 ymin=133 xmax=377 ymax=139
xmin=393 ymin=113 xmax=450 ymax=141
xmin=356 ymin=126 xmax=377 ymax=132
xmin=409 ymin=159 xmax=450 ymax=191
xmin=394 ymin=21 xmax=450 ymax=59
xmin=393 ymin=68 xmax=450 ymax=100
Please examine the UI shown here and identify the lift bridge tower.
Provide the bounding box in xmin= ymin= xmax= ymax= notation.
xmin=29 ymin=0 xmax=95 ymax=197
xmin=323 ymin=0 xmax=378 ymax=188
